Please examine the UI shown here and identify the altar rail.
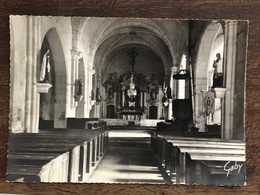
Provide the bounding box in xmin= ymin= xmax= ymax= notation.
xmin=150 ymin=132 xmax=245 ymax=185
xmin=67 ymin=118 xmax=107 ymax=129
xmin=100 ymin=118 xmax=164 ymax=127
xmin=7 ymin=129 xmax=109 ymax=183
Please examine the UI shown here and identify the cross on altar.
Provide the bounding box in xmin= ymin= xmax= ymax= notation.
xmin=128 ymin=48 xmax=138 ymax=73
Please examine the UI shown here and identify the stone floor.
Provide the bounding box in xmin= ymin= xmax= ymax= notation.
xmin=88 ymin=129 xmax=170 ymax=184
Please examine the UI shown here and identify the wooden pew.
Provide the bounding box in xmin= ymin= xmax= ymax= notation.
xmin=174 ymin=144 xmax=245 ymax=185
xmin=7 ymin=152 xmax=70 ymax=182
xmin=200 ymin=161 xmax=245 ymax=185
xmin=8 ymin=139 xmax=81 ymax=182
xmin=7 ymin=129 xmax=109 ymax=183
xmin=16 ymin=129 xmax=109 ymax=174
xmin=150 ymin=132 xmax=245 ymax=185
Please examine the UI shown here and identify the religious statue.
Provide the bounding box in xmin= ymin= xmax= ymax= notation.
xmin=128 ymin=48 xmax=138 ymax=73
xmin=90 ymin=89 xmax=96 ymax=100
xmin=39 ymin=49 xmax=51 ymax=83
xmin=164 ymin=85 xmax=172 ymax=99
xmin=75 ymin=79 xmax=83 ymax=96
xmin=212 ymin=53 xmax=223 ymax=88
xmin=103 ymin=74 xmax=114 ymax=99
xmin=74 ymin=79 xmax=83 ymax=101
xmin=150 ymin=89 xmax=157 ymax=100
xmin=96 ymin=87 xmax=102 ymax=102
xmin=162 ymin=84 xmax=169 ymax=106
xmin=108 ymin=87 xmax=114 ymax=99
xmin=148 ymin=74 xmax=158 ymax=100
xmin=127 ymin=74 xmax=137 ymax=109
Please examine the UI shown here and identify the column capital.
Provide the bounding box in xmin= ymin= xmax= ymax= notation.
xmin=71 ymin=49 xmax=82 ymax=61
xmin=171 ymin=66 xmax=179 ymax=75
xmin=87 ymin=68 xmax=95 ymax=75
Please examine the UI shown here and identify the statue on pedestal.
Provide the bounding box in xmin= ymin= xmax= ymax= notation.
xmin=39 ymin=49 xmax=51 ymax=83
xmin=74 ymin=79 xmax=83 ymax=102
xmin=212 ymin=53 xmax=223 ymax=88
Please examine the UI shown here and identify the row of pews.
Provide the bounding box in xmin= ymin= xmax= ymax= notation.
xmin=151 ymin=132 xmax=246 ymax=185
xmin=7 ymin=124 xmax=109 ymax=183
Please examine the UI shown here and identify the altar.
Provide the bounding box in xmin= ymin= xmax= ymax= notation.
xmin=101 ymin=48 xmax=163 ymax=121
xmin=120 ymin=110 xmax=143 ymax=121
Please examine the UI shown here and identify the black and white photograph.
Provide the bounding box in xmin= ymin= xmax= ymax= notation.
xmin=8 ymin=16 xmax=247 ymax=185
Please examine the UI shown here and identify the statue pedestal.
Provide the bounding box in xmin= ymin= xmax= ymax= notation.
xmin=36 ymin=83 xmax=52 ymax=93
xmin=214 ymin=88 xmax=227 ymax=98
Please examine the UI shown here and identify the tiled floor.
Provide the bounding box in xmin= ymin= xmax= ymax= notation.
xmin=88 ymin=129 xmax=169 ymax=184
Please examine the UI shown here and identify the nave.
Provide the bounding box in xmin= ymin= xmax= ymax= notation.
xmin=88 ymin=129 xmax=171 ymax=184
xmin=7 ymin=122 xmax=245 ymax=185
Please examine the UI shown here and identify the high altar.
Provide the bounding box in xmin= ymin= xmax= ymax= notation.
xmin=100 ymin=48 xmax=165 ymax=125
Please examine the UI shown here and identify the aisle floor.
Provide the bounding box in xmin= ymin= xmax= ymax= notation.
xmin=88 ymin=129 xmax=169 ymax=184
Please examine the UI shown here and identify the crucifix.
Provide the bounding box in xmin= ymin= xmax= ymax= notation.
xmin=128 ymin=48 xmax=138 ymax=73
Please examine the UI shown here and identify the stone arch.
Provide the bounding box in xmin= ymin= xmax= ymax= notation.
xmin=93 ymin=32 xmax=170 ymax=81
xmin=194 ymin=21 xmax=223 ymax=131
xmin=40 ymin=28 xmax=67 ymax=128
xmin=195 ymin=21 xmax=223 ymax=86
xmin=100 ymin=44 xmax=165 ymax=85
xmin=79 ymin=18 xmax=176 ymax=68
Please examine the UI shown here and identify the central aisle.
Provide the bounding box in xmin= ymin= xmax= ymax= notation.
xmin=88 ymin=129 xmax=169 ymax=184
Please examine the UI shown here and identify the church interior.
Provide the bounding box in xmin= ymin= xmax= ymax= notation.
xmin=8 ymin=16 xmax=247 ymax=185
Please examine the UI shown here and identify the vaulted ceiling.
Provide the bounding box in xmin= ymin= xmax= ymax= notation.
xmin=72 ymin=17 xmax=189 ymax=82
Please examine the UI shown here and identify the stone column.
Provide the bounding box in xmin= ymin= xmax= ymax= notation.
xmin=168 ymin=99 xmax=173 ymax=120
xmin=158 ymin=86 xmax=163 ymax=119
xmin=122 ymin=90 xmax=125 ymax=108
xmin=143 ymin=92 xmax=147 ymax=119
xmin=32 ymin=16 xmax=42 ymax=133
xmin=222 ymin=21 xmax=237 ymax=139
xmin=24 ymin=17 xmax=33 ymax=133
xmin=71 ymin=49 xmax=81 ymax=108
xmin=171 ymin=66 xmax=178 ymax=120
xmin=140 ymin=91 xmax=143 ymax=107
xmin=95 ymin=74 xmax=102 ymax=118
xmin=170 ymin=66 xmax=178 ymax=98
xmin=85 ymin=67 xmax=95 ymax=117
xmin=214 ymin=88 xmax=227 ymax=139
xmin=213 ymin=98 xmax=221 ymax=125
xmin=25 ymin=16 xmax=42 ymax=133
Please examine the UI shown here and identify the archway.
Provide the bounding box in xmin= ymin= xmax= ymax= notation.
xmin=39 ymin=28 xmax=67 ymax=129
xmin=194 ymin=21 xmax=224 ymax=132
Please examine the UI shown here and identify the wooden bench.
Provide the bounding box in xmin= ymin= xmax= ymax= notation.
xmin=150 ymin=132 xmax=245 ymax=185
xmin=174 ymin=144 xmax=245 ymax=185
xmin=7 ymin=129 xmax=109 ymax=183
xmin=7 ymin=152 xmax=70 ymax=182
xmin=8 ymin=137 xmax=84 ymax=182
xmin=200 ymin=161 xmax=245 ymax=185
